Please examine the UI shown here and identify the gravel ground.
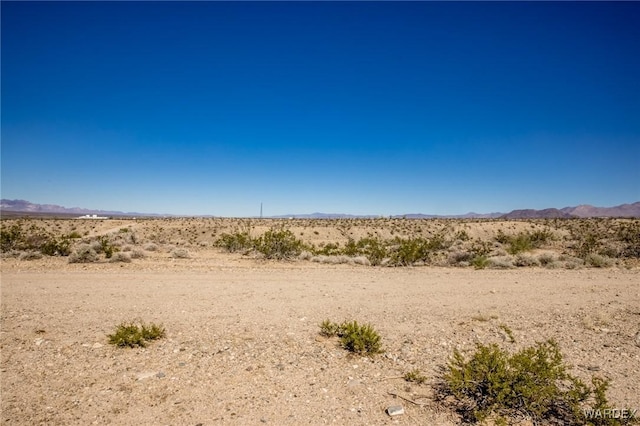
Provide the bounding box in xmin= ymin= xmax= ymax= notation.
xmin=1 ymin=256 xmax=639 ymax=425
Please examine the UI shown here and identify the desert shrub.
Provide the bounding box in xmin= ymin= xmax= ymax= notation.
xmin=440 ymin=339 xmax=614 ymax=424
xmin=538 ymin=253 xmax=555 ymax=266
xmin=69 ymin=245 xmax=99 ymax=263
xmin=472 ymin=255 xmax=490 ymax=269
xmin=40 ymin=236 xmax=72 ymax=256
xmin=319 ymin=320 xmax=382 ymax=355
xmin=388 ymin=237 xmax=442 ymax=266
xmin=319 ymin=319 xmax=342 ymax=337
xmin=1 ymin=223 xmax=72 ymax=256
xmin=96 ymin=236 xmax=119 ymax=259
xmin=448 ymin=250 xmax=475 ymax=266
xmin=253 ymin=228 xmax=303 ymax=260
xmin=216 ymin=231 xmax=253 ymax=253
xmin=574 ymin=233 xmax=601 ymax=259
xmin=346 ymin=237 xmax=387 ymax=266
xmin=110 ymin=252 xmax=132 ymax=263
xmin=488 ymin=256 xmax=514 ymax=269
xmin=68 ymin=231 xmax=82 ymax=239
xmin=298 ymin=251 xmax=313 ymax=261
xmin=470 ymin=239 xmax=492 ymax=257
xmin=108 ymin=322 xmax=165 ymax=348
xmin=506 ymin=233 xmax=534 ymax=254
xmin=1 ymin=224 xmax=24 ymax=252
xmin=404 ymin=368 xmax=427 ymax=384
xmin=19 ymin=251 xmax=43 ymax=261
xmin=455 ymin=230 xmax=470 ymax=242
xmin=171 ymin=248 xmax=191 ymax=259
xmin=499 ymin=230 xmax=554 ymax=255
xmin=617 ymin=221 xmax=640 ymax=259
xmin=513 ymin=254 xmax=540 ymax=267
xmin=313 ymin=242 xmax=342 ymax=256
xmin=584 ymin=254 xmax=613 ymax=268
xmin=130 ymin=249 xmax=146 ymax=259
xmin=352 ymin=256 xmax=371 ymax=266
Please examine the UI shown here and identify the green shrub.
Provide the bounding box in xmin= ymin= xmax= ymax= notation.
xmin=319 ymin=320 xmax=382 ymax=355
xmin=339 ymin=321 xmax=382 ymax=355
xmin=440 ymin=339 xmax=628 ymax=424
xmin=1 ymin=223 xmax=72 ymax=256
xmin=404 ymin=368 xmax=427 ymax=384
xmin=108 ymin=322 xmax=165 ymax=348
xmin=472 ymin=255 xmax=490 ymax=269
xmin=313 ymin=242 xmax=342 ymax=256
xmin=388 ymin=237 xmax=433 ymax=266
xmin=575 ymin=233 xmax=601 ymax=259
xmin=319 ymin=319 xmax=342 ymax=337
xmin=253 ymin=228 xmax=303 ymax=260
xmin=40 ymin=236 xmax=72 ymax=256
xmin=499 ymin=230 xmax=554 ymax=255
xmin=351 ymin=237 xmax=387 ymax=266
xmin=216 ymin=231 xmax=253 ymax=253
xmin=96 ymin=236 xmax=119 ymax=259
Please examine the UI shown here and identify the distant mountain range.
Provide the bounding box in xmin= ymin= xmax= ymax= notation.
xmin=0 ymin=199 xmax=164 ymax=218
xmin=2 ymin=199 xmax=638 ymax=219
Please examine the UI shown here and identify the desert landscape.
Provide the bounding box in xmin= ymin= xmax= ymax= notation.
xmin=1 ymin=216 xmax=639 ymax=425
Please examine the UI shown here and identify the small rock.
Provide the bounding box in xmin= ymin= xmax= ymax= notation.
xmin=587 ymin=366 xmax=601 ymax=372
xmin=635 ymin=331 xmax=640 ymax=348
xmin=136 ymin=371 xmax=157 ymax=381
xmin=386 ymin=405 xmax=405 ymax=416
xmin=35 ymin=338 xmax=45 ymax=346
xmin=92 ymin=343 xmax=103 ymax=349
xmin=156 ymin=372 xmax=166 ymax=378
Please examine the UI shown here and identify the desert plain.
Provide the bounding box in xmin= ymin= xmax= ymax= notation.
xmin=1 ymin=217 xmax=639 ymax=425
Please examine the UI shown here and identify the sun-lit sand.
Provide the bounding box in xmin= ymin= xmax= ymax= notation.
xmin=1 ymin=218 xmax=639 ymax=424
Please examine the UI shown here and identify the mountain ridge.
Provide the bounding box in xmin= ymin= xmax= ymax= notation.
xmin=2 ymin=199 xmax=639 ymax=218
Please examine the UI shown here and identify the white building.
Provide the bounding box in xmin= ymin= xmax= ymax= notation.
xmin=77 ymin=214 xmax=108 ymax=219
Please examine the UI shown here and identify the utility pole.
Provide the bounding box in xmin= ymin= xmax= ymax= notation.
xmin=260 ymin=202 xmax=263 ymax=219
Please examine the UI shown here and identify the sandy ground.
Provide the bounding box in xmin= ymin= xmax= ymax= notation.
xmin=1 ymin=255 xmax=639 ymax=425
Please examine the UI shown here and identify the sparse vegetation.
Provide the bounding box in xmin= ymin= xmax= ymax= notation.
xmin=215 ymin=231 xmax=253 ymax=253
xmin=2 ymin=217 xmax=638 ymax=268
xmin=404 ymin=368 xmax=427 ymax=384
xmin=319 ymin=320 xmax=382 ymax=355
xmin=68 ymin=244 xmax=99 ymax=263
xmin=107 ymin=321 xmax=165 ymax=348
xmin=171 ymin=248 xmax=191 ymax=259
xmin=439 ymin=339 xmax=632 ymax=425
xmin=253 ymin=228 xmax=304 ymax=260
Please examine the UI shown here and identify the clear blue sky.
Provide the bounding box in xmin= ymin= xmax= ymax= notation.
xmin=2 ymin=2 xmax=639 ymax=216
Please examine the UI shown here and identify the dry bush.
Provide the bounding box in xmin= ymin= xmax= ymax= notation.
xmin=110 ymin=252 xmax=132 ymax=263
xmin=130 ymin=249 xmax=147 ymax=259
xmin=513 ymin=254 xmax=540 ymax=267
xmin=69 ymin=244 xmax=99 ymax=263
xmin=488 ymin=256 xmax=514 ymax=269
xmin=19 ymin=251 xmax=43 ymax=261
xmin=171 ymin=248 xmax=191 ymax=259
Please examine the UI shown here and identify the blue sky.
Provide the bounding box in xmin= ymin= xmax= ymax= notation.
xmin=2 ymin=2 xmax=639 ymax=216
